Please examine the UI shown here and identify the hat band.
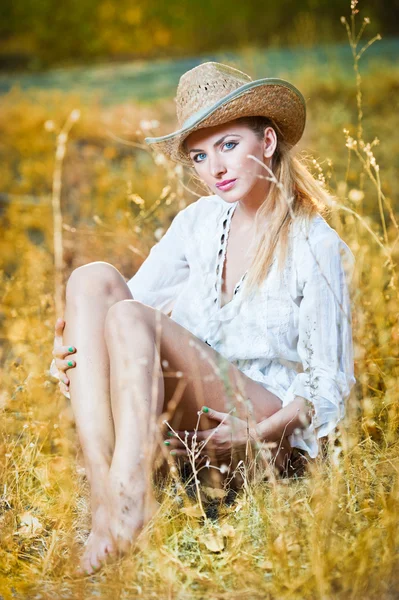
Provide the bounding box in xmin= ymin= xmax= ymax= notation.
xmin=148 ymin=77 xmax=305 ymax=144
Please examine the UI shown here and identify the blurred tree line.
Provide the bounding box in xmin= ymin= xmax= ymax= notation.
xmin=0 ymin=0 xmax=397 ymax=70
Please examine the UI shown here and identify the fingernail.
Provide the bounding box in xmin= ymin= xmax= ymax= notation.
xmin=164 ymin=440 xmax=170 ymax=446
xmin=202 ymin=406 xmax=209 ymax=413
xmin=167 ymin=431 xmax=174 ymax=437
xmin=170 ymin=450 xmax=177 ymax=456
xmin=67 ymin=361 xmax=74 ymax=367
xmin=68 ymin=347 xmax=74 ymax=353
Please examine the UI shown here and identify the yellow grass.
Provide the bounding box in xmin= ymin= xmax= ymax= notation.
xmin=1 ymin=7 xmax=399 ymax=599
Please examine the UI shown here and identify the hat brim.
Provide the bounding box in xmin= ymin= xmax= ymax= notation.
xmin=144 ymin=77 xmax=306 ymax=167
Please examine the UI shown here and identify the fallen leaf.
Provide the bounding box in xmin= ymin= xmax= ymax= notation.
xmin=180 ymin=504 xmax=204 ymax=518
xmin=220 ymin=522 xmax=236 ymax=537
xmin=200 ymin=531 xmax=225 ymax=552
xmin=273 ymin=533 xmax=287 ymax=554
xmin=287 ymin=542 xmax=301 ymax=557
xmin=258 ymin=560 xmax=273 ymax=571
xmin=15 ymin=512 xmax=43 ymax=537
xmin=201 ymin=485 xmax=227 ymax=500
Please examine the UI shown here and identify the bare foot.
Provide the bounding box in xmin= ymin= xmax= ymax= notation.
xmin=76 ymin=467 xmax=160 ymax=575
xmin=77 ymin=502 xmax=115 ymax=575
xmin=106 ymin=466 xmax=159 ymax=557
xmin=75 ymin=479 xmax=117 ymax=576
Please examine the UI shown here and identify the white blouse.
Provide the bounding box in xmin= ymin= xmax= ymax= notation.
xmin=50 ymin=194 xmax=356 ymax=459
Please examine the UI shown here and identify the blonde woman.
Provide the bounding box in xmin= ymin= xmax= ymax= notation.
xmin=50 ymin=62 xmax=356 ymax=574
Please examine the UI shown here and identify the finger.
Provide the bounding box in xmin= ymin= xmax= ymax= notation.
xmin=52 ymin=344 xmax=76 ymax=359
xmin=169 ymin=449 xmax=190 ymax=457
xmin=201 ymin=406 xmax=232 ymax=422
xmin=59 ymin=380 xmax=70 ymax=394
xmin=164 ymin=437 xmax=200 ymax=450
xmin=173 ymin=429 xmax=217 ymax=443
xmin=54 ymin=318 xmax=65 ymax=343
xmin=55 ymin=357 xmax=76 ymax=372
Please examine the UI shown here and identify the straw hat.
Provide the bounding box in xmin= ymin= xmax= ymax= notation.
xmin=144 ymin=61 xmax=306 ymax=167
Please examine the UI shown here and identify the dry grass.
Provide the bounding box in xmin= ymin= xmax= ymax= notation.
xmin=1 ymin=6 xmax=399 ymax=599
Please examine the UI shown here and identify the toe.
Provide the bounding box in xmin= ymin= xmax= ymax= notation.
xmin=79 ymin=548 xmax=96 ymax=575
xmin=96 ymin=539 xmax=114 ymax=566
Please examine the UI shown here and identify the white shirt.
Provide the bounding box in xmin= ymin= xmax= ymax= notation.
xmin=51 ymin=194 xmax=356 ymax=459
xmin=127 ymin=194 xmax=356 ymax=458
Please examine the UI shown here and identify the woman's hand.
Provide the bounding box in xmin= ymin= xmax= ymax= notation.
xmin=164 ymin=406 xmax=260 ymax=460
xmin=52 ymin=317 xmax=76 ymax=396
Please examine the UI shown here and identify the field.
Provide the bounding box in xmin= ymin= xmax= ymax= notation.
xmin=0 ymin=18 xmax=399 ymax=600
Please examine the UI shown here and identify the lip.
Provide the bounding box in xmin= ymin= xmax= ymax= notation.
xmin=216 ymin=178 xmax=237 ymax=190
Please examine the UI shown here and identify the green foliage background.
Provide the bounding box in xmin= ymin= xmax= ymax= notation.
xmin=1 ymin=0 xmax=397 ymax=69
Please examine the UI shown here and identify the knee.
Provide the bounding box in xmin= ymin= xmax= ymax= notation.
xmin=66 ymin=261 xmax=125 ymax=298
xmin=104 ymin=299 xmax=150 ymax=336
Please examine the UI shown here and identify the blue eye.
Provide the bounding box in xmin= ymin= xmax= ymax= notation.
xmin=193 ymin=141 xmax=238 ymax=163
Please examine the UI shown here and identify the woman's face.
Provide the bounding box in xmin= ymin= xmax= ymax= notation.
xmin=185 ymin=120 xmax=277 ymax=204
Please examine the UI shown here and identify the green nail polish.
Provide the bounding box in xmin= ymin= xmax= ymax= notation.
xmin=68 ymin=346 xmax=74 ymax=353
xmin=170 ymin=450 xmax=177 ymax=456
xmin=202 ymin=406 xmax=209 ymax=413
xmin=164 ymin=440 xmax=170 ymax=446
xmin=67 ymin=361 xmax=74 ymax=367
xmin=167 ymin=431 xmax=174 ymax=437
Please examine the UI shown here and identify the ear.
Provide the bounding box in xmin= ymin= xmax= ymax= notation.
xmin=263 ymin=126 xmax=277 ymax=159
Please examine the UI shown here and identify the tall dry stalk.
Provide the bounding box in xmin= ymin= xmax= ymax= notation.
xmin=47 ymin=109 xmax=81 ymax=318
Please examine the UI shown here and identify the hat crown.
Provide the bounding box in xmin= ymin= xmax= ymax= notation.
xmin=175 ymin=62 xmax=252 ymax=129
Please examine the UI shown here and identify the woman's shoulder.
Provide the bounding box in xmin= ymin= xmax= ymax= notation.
xmin=176 ymin=194 xmax=227 ymax=228
xmin=292 ymin=212 xmax=350 ymax=247
xmin=291 ymin=212 xmax=355 ymax=274
xmin=182 ymin=193 xmax=225 ymax=213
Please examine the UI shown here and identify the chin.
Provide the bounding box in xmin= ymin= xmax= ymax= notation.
xmin=215 ymin=192 xmax=238 ymax=202
xmin=214 ymin=184 xmax=242 ymax=199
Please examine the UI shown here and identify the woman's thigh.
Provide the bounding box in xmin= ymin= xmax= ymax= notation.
xmin=125 ymin=301 xmax=284 ymax=431
xmin=118 ymin=300 xmax=293 ymax=483
xmin=119 ymin=300 xmax=293 ymax=483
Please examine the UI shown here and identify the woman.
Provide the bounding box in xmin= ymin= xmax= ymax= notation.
xmin=49 ymin=61 xmax=356 ymax=574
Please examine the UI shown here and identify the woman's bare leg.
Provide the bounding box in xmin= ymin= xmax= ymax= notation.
xmin=62 ymin=261 xmax=134 ymax=571
xmin=102 ymin=301 xmax=165 ymax=557
xmin=99 ymin=299 xmax=291 ymax=568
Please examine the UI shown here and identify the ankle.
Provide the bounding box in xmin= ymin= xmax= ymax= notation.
xmin=84 ymin=455 xmax=111 ymax=487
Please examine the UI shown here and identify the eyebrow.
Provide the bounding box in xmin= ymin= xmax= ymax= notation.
xmin=188 ymin=134 xmax=242 ymax=154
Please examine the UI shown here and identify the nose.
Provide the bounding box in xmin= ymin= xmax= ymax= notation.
xmin=208 ymin=155 xmax=226 ymax=178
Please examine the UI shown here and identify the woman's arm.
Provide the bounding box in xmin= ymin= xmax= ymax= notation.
xmin=254 ymin=395 xmax=314 ymax=444
xmin=126 ymin=206 xmax=190 ymax=315
xmin=264 ymin=224 xmax=356 ymax=458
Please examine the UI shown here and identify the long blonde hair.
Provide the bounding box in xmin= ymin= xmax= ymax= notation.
xmin=188 ymin=115 xmax=334 ymax=301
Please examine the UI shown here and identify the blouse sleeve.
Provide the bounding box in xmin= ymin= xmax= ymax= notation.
xmin=282 ymin=223 xmax=356 ymax=458
xmin=126 ymin=207 xmax=190 ymax=314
